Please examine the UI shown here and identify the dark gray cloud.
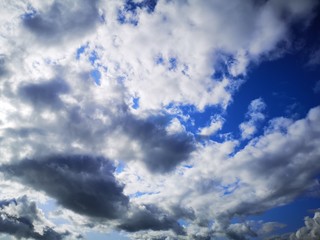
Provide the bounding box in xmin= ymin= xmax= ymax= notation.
xmin=118 ymin=204 xmax=184 ymax=235
xmin=56 ymin=102 xmax=195 ymax=173
xmin=0 ymin=196 xmax=69 ymax=240
xmin=22 ymin=0 xmax=100 ymax=44
xmin=121 ymin=115 xmax=195 ymax=173
xmin=0 ymin=155 xmax=129 ymax=219
xmin=18 ymin=78 xmax=69 ymax=110
xmin=225 ymin=223 xmax=258 ymax=240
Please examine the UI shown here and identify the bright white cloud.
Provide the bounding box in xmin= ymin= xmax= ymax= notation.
xmin=198 ymin=115 xmax=224 ymax=136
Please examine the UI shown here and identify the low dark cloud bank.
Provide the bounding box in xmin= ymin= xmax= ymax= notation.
xmin=0 ymin=155 xmax=129 ymax=219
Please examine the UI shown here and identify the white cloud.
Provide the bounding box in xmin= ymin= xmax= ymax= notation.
xmin=198 ymin=115 xmax=224 ymax=136
xmin=239 ymin=98 xmax=267 ymax=139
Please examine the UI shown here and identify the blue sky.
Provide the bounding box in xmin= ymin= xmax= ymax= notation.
xmin=0 ymin=0 xmax=320 ymax=239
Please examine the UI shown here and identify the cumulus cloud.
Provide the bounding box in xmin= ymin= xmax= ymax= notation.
xmin=0 ymin=0 xmax=319 ymax=239
xmin=198 ymin=115 xmax=224 ymax=137
xmin=239 ymin=98 xmax=267 ymax=139
xmin=0 ymin=196 xmax=69 ymax=240
xmin=118 ymin=106 xmax=320 ymax=239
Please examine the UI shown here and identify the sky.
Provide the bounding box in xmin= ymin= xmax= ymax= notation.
xmin=0 ymin=0 xmax=320 ymax=239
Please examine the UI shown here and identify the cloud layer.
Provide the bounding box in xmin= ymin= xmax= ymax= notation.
xmin=0 ymin=0 xmax=319 ymax=239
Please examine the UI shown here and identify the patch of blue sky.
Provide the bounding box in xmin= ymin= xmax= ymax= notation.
xmin=129 ymin=191 xmax=159 ymax=199
xmin=90 ymin=69 xmax=101 ymax=86
xmin=76 ymin=44 xmax=88 ymax=60
xmin=115 ymin=161 xmax=126 ymax=174
xmin=222 ymin=47 xmax=320 ymax=150
xmin=178 ymin=218 xmax=188 ymax=227
xmin=117 ymin=9 xmax=138 ymax=26
xmin=154 ymin=54 xmax=164 ymax=65
xmin=20 ymin=5 xmax=37 ymax=20
xmin=211 ymin=52 xmax=235 ymax=80
xmin=117 ymin=0 xmax=158 ymax=25
xmin=173 ymin=104 xmax=225 ymax=139
xmin=183 ymin=164 xmax=193 ymax=169
xmin=123 ymin=0 xmax=157 ymax=14
xmin=168 ymin=57 xmax=177 ymax=71
xmin=89 ymin=50 xmax=99 ymax=65
xmin=38 ymin=199 xmax=57 ymax=218
xmin=132 ymin=97 xmax=140 ymax=109
xmin=248 ymin=195 xmax=320 ymax=235
xmin=38 ymin=199 xmax=69 ymax=225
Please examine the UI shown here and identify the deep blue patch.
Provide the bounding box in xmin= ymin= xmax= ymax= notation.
xmin=117 ymin=0 xmax=158 ymax=25
xmin=90 ymin=69 xmax=101 ymax=85
xmin=124 ymin=0 xmax=157 ymax=14
xmin=132 ymin=97 xmax=140 ymax=109
xmin=155 ymin=55 xmax=164 ymax=65
xmin=211 ymin=52 xmax=234 ymax=80
xmin=178 ymin=218 xmax=188 ymax=227
xmin=248 ymin=195 xmax=320 ymax=236
xmin=76 ymin=45 xmax=87 ymax=60
xmin=168 ymin=57 xmax=177 ymax=71
xmin=183 ymin=164 xmax=193 ymax=169
xmin=221 ymin=15 xmax=320 ymax=145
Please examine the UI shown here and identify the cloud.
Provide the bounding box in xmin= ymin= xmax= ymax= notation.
xmin=0 ymin=196 xmax=69 ymax=240
xmin=118 ymin=204 xmax=184 ymax=235
xmin=118 ymin=106 xmax=320 ymax=239
xmin=198 ymin=115 xmax=224 ymax=136
xmin=22 ymin=0 xmax=100 ymax=45
xmin=18 ymin=78 xmax=70 ymax=110
xmin=239 ymin=98 xmax=266 ymax=139
xmin=0 ymin=155 xmax=129 ymax=219
xmin=120 ymin=115 xmax=195 ymax=173
xmin=0 ymin=0 xmax=319 ymax=239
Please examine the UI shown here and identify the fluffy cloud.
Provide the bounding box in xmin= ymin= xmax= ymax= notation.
xmin=239 ymin=98 xmax=266 ymax=139
xmin=0 ymin=0 xmax=319 ymax=239
xmin=118 ymin=106 xmax=320 ymax=239
xmin=0 ymin=196 xmax=69 ymax=240
xmin=198 ymin=115 xmax=224 ymax=136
